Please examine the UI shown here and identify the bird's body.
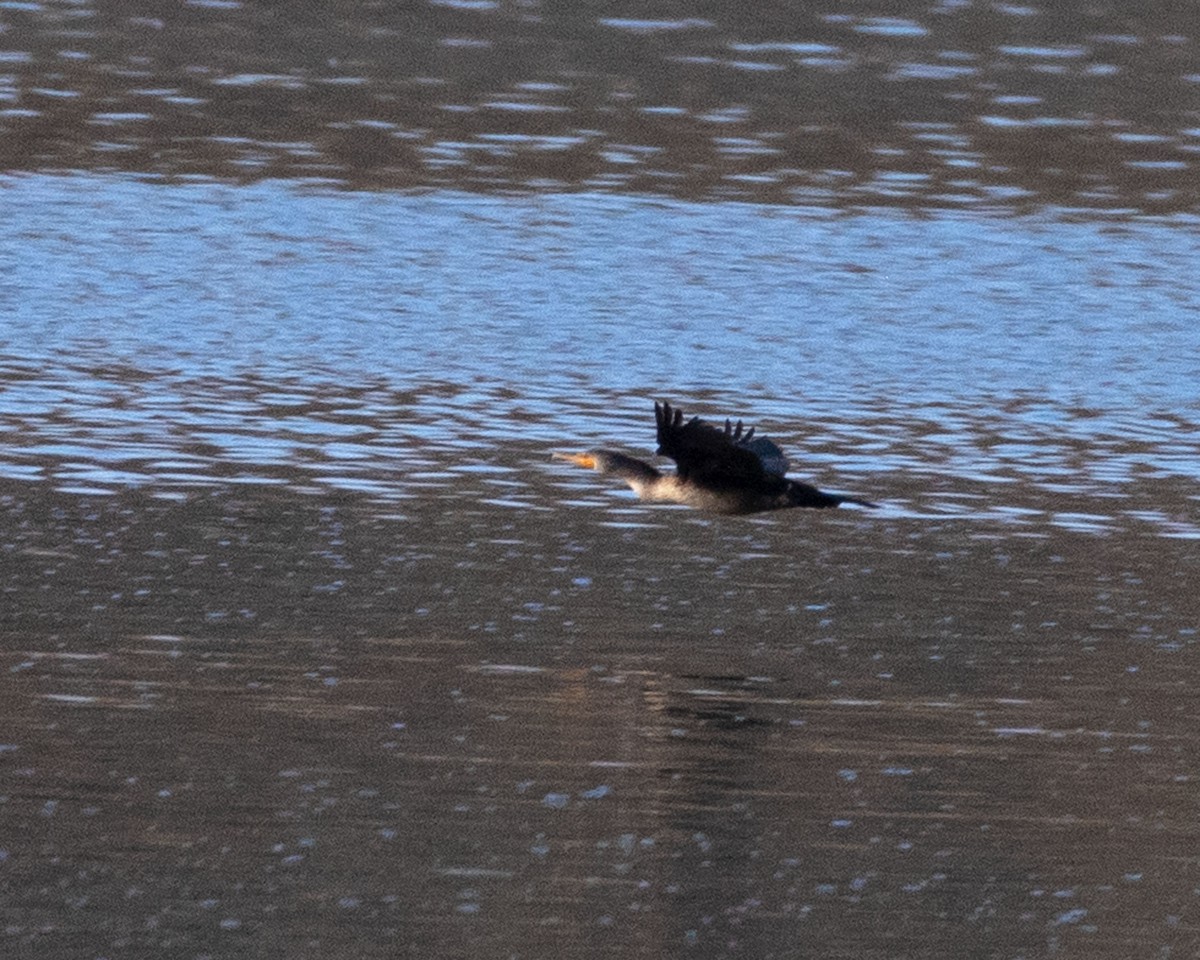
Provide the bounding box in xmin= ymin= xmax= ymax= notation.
xmin=554 ymin=401 xmax=878 ymax=515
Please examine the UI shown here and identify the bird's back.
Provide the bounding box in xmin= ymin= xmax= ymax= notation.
xmin=655 ymin=401 xmax=780 ymax=495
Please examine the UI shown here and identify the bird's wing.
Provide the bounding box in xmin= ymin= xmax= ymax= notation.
xmin=723 ymin=418 xmax=790 ymax=477
xmin=655 ymin=401 xmax=774 ymax=490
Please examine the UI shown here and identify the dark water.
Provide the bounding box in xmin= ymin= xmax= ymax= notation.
xmin=2 ymin=174 xmax=1200 ymax=958
xmin=2 ymin=1 xmax=1200 ymax=210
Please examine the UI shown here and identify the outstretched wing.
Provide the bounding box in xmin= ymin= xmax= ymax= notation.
xmin=723 ymin=418 xmax=790 ymax=477
xmin=655 ymin=401 xmax=781 ymax=491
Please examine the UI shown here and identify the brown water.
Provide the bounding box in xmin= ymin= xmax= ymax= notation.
xmin=2 ymin=474 xmax=1198 ymax=958
xmin=2 ymin=1 xmax=1199 ymax=211
xmin=2 ymin=330 xmax=1199 ymax=958
xmin=3 ymin=5 xmax=1200 ymax=958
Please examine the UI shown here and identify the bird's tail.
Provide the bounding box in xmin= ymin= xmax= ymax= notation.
xmin=785 ymin=479 xmax=879 ymax=509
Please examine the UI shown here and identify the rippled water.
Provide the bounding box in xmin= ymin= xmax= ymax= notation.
xmin=2 ymin=173 xmax=1199 ymax=957
xmin=4 ymin=176 xmax=1200 ymax=528
xmin=3 ymin=2 xmax=1200 ymax=209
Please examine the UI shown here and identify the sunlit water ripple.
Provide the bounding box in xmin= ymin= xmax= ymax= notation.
xmin=2 ymin=175 xmax=1198 ymax=539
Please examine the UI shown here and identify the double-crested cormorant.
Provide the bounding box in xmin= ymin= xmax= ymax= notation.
xmin=554 ymin=401 xmax=878 ymax=515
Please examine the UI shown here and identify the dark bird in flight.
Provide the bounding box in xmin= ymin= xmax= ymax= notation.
xmin=554 ymin=401 xmax=878 ymax=514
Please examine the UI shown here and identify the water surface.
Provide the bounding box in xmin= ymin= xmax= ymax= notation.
xmin=2 ymin=175 xmax=1199 ymax=958
xmin=2 ymin=2 xmax=1199 ymax=210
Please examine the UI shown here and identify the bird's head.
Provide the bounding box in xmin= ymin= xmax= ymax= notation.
xmin=552 ymin=449 xmax=661 ymax=482
xmin=552 ymin=449 xmax=615 ymax=474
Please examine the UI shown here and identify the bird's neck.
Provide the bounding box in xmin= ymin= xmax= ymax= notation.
xmin=604 ymin=454 xmax=665 ymax=497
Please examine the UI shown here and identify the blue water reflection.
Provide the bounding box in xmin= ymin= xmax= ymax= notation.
xmin=2 ymin=175 xmax=1198 ymax=531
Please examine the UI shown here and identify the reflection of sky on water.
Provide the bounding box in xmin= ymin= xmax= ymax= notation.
xmin=6 ymin=176 xmax=1198 ymax=403
xmin=2 ymin=175 xmax=1198 ymax=528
